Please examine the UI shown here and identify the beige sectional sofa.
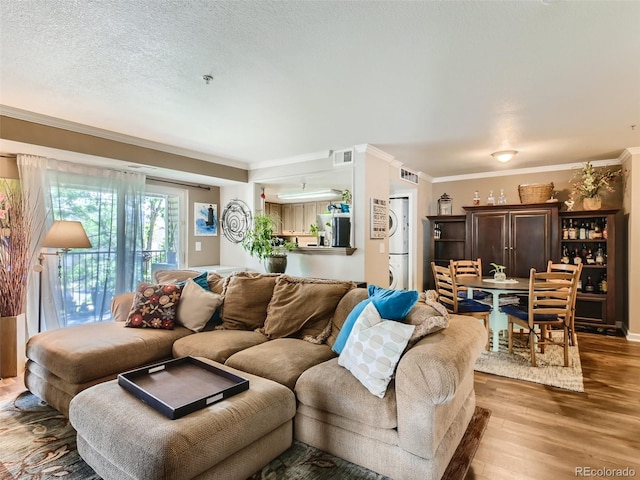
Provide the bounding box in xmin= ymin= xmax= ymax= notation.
xmin=25 ymin=270 xmax=487 ymax=480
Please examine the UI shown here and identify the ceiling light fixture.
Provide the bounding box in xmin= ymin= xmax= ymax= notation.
xmin=277 ymin=189 xmax=342 ymax=201
xmin=491 ymin=150 xmax=518 ymax=163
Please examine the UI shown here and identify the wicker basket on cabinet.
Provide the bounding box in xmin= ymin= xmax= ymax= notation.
xmin=518 ymin=183 xmax=554 ymax=203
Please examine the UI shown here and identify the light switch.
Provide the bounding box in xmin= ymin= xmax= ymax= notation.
xmin=195 ymin=242 xmax=202 ymax=251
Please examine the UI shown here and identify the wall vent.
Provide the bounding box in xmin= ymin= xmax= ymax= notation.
xmin=332 ymin=148 xmax=354 ymax=167
xmin=400 ymin=167 xmax=419 ymax=185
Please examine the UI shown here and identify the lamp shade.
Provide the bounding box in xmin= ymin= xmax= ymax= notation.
xmin=42 ymin=221 xmax=92 ymax=249
xmin=491 ymin=150 xmax=518 ymax=163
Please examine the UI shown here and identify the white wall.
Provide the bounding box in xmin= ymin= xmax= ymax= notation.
xmin=622 ymin=148 xmax=639 ymax=340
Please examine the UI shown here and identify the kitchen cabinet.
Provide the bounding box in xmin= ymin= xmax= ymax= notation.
xmin=265 ymin=202 xmax=282 ymax=234
xmin=281 ymin=204 xmax=293 ymax=234
xmin=303 ymin=203 xmax=317 ymax=234
xmin=464 ymin=203 xmax=559 ymax=278
xmin=558 ymin=209 xmax=621 ymax=332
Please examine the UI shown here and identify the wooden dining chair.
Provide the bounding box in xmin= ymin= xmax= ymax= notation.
xmin=546 ymin=261 xmax=583 ymax=346
xmin=451 ymin=258 xmax=490 ymax=300
xmin=503 ymin=267 xmax=580 ymax=367
xmin=431 ymin=262 xmax=491 ymax=350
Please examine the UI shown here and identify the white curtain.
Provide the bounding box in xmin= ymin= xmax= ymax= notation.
xmin=17 ymin=155 xmax=52 ymax=337
xmin=19 ymin=156 xmax=146 ymax=333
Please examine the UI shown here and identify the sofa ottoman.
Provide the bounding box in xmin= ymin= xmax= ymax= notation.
xmin=69 ymin=359 xmax=296 ymax=480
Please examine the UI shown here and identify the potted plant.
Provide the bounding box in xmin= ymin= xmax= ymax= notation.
xmin=340 ymin=189 xmax=352 ymax=213
xmin=489 ymin=263 xmax=507 ymax=282
xmin=0 ymin=180 xmax=34 ymax=376
xmin=571 ymin=161 xmax=623 ymax=210
xmin=241 ymin=214 xmax=295 ymax=273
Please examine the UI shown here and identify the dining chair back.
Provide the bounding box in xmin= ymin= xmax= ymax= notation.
xmin=503 ymin=267 xmax=581 ymax=367
xmin=452 ymin=258 xmax=482 ymax=277
xmin=546 ymin=261 xmax=583 ymax=345
xmin=451 ymin=258 xmax=491 ymax=300
xmin=431 ymin=261 xmax=491 ymax=350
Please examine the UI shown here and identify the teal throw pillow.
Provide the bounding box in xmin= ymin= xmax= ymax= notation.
xmin=332 ymin=298 xmax=370 ymax=354
xmin=176 ymin=271 xmax=210 ymax=291
xmin=332 ymin=286 xmax=419 ymax=355
xmin=368 ymin=285 xmax=419 ymax=320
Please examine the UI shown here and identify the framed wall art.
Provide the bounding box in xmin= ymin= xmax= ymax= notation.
xmin=194 ymin=203 xmax=218 ymax=236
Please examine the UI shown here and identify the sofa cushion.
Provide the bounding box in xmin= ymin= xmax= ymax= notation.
xmin=220 ymin=272 xmax=280 ymax=330
xmin=176 ymin=278 xmax=224 ymax=332
xmin=225 ymin=338 xmax=335 ymax=390
xmin=172 ymin=330 xmax=269 ymax=363
xmin=206 ymin=272 xmax=225 ymax=294
xmin=326 ymin=288 xmax=368 ymax=348
xmin=338 ymin=302 xmax=415 ymax=398
xmin=110 ymin=292 xmax=135 ymax=323
xmin=258 ymin=276 xmax=355 ymax=341
xmin=125 ymin=283 xmax=183 ymax=329
xmin=295 ymin=357 xmax=398 ymax=430
xmin=153 ymin=269 xmax=203 ymax=284
xmin=26 ymin=322 xmax=192 ymax=384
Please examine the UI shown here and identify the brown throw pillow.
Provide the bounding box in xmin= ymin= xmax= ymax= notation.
xmin=259 ymin=276 xmax=355 ymax=342
xmin=220 ymin=272 xmax=281 ymax=330
xmin=404 ymin=289 xmax=449 ymax=346
xmin=125 ymin=283 xmax=183 ymax=329
xmin=207 ymin=272 xmax=225 ymax=294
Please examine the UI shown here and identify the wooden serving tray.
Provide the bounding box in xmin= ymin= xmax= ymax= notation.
xmin=118 ymin=356 xmax=249 ymax=419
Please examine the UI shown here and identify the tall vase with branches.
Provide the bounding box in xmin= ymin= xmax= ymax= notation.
xmin=0 ymin=179 xmax=34 ymax=318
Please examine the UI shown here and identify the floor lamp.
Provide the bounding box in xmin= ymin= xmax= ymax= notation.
xmin=35 ymin=221 xmax=92 ymax=333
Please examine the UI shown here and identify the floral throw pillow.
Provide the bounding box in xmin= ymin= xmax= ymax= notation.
xmin=125 ymin=283 xmax=183 ymax=330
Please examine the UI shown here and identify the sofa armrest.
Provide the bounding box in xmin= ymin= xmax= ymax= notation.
xmin=111 ymin=292 xmax=136 ymax=322
xmin=394 ymin=315 xmax=486 ymax=458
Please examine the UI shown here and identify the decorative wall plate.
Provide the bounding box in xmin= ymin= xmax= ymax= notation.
xmin=220 ymin=199 xmax=252 ymax=243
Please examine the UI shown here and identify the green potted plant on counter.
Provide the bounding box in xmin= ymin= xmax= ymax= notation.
xmin=241 ymin=214 xmax=295 ymax=273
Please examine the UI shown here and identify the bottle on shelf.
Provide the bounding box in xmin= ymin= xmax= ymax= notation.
xmin=497 ymin=189 xmax=507 ymax=205
xmin=595 ymin=247 xmax=605 ymax=265
xmin=572 ymin=248 xmax=582 ymax=265
xmin=434 ymin=223 xmax=441 ymax=239
xmin=586 ymin=248 xmax=595 ymax=264
xmin=593 ymin=221 xmax=602 ymax=239
xmin=568 ymin=219 xmax=577 ymax=240
xmin=579 ymin=222 xmax=587 ymax=240
xmin=487 ymin=190 xmax=495 ymax=206
xmin=561 ymin=246 xmax=570 ymax=264
xmin=562 ymin=220 xmax=569 ymax=240
xmin=581 ymin=243 xmax=588 ymax=260
xmin=599 ymin=273 xmax=608 ymax=293
xmin=603 ymin=220 xmax=608 ymax=239
xmin=577 ymin=277 xmax=582 ymax=291
xmin=473 ymin=190 xmax=480 ymax=206
xmin=584 ymin=276 xmax=595 ymax=293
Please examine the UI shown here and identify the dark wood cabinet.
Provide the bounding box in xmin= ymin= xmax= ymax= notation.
xmin=558 ymin=209 xmax=621 ymax=332
xmin=464 ymin=203 xmax=559 ymax=278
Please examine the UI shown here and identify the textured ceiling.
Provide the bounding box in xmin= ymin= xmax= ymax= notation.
xmin=1 ymin=0 xmax=639 ymax=179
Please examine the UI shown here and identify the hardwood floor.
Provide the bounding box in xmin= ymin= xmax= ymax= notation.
xmin=470 ymin=331 xmax=640 ymax=480
xmin=2 ymin=332 xmax=639 ymax=479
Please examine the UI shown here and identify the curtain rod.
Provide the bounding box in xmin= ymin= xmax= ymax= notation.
xmin=147 ymin=176 xmax=212 ymax=191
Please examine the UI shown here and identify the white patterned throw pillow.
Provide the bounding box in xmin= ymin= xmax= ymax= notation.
xmin=338 ymin=302 xmax=415 ymax=398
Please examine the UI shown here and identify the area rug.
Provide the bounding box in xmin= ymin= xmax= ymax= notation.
xmin=474 ymin=330 xmax=584 ymax=392
xmin=0 ymin=391 xmax=490 ymax=480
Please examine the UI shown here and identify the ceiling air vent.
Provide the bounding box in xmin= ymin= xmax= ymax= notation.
xmin=400 ymin=167 xmax=419 ymax=185
xmin=332 ymin=148 xmax=354 ymax=167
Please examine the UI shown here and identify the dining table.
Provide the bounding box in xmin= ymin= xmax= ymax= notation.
xmin=456 ymin=276 xmax=530 ymax=352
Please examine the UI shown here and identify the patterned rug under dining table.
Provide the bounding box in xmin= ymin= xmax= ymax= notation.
xmin=457 ymin=276 xmax=530 ymax=352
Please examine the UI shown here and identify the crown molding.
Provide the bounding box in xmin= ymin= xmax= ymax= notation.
xmin=432 ymin=158 xmax=623 ymax=183
xmin=0 ymin=105 xmax=248 ymax=170
xmin=620 ymin=147 xmax=640 ymax=163
xmin=248 ymin=149 xmax=331 ymax=170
